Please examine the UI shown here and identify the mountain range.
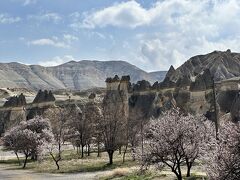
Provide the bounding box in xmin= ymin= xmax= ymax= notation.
xmin=0 ymin=60 xmax=166 ymax=91
xmin=1 ymin=49 xmax=239 ymax=91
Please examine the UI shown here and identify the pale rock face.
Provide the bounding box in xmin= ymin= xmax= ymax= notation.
xmin=0 ymin=61 xmax=166 ymax=91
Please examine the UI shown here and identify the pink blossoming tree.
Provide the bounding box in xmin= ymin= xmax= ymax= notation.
xmin=3 ymin=116 xmax=53 ymax=168
xmin=138 ymin=109 xmax=213 ymax=180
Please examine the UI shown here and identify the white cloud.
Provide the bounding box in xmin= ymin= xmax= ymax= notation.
xmin=139 ymin=34 xmax=240 ymax=71
xmin=0 ymin=14 xmax=21 ymax=24
xmin=28 ymin=33 xmax=79 ymax=49
xmin=28 ymin=13 xmax=62 ymax=24
xmin=63 ymin=34 xmax=79 ymax=43
xmin=29 ymin=38 xmax=69 ymax=48
xmin=38 ymin=55 xmax=75 ymax=67
xmin=79 ymin=0 xmax=208 ymax=29
xmin=76 ymin=0 xmax=240 ymax=71
xmin=80 ymin=1 xmax=149 ymax=29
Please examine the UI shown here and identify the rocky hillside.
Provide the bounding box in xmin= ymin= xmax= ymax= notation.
xmin=165 ymin=49 xmax=240 ymax=84
xmin=0 ymin=61 xmax=166 ymax=91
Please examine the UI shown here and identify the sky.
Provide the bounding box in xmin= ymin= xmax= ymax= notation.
xmin=0 ymin=0 xmax=240 ymax=71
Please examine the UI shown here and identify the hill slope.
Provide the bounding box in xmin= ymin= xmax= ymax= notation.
xmin=165 ymin=49 xmax=240 ymax=83
xmin=0 ymin=60 xmax=166 ymax=90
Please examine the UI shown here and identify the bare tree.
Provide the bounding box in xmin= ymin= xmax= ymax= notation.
xmin=93 ymin=110 xmax=103 ymax=157
xmin=138 ymin=109 xmax=211 ymax=180
xmin=128 ymin=109 xmax=147 ymax=161
xmin=86 ymin=102 xmax=103 ymax=157
xmin=101 ymin=96 xmax=128 ymax=165
xmin=68 ymin=104 xmax=92 ymax=158
xmin=44 ymin=106 xmax=71 ymax=169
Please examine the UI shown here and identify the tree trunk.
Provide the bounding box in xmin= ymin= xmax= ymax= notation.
xmin=97 ymin=142 xmax=100 ymax=157
xmin=55 ymin=160 xmax=60 ymax=170
xmin=81 ymin=145 xmax=84 ymax=158
xmin=141 ymin=121 xmax=144 ymax=160
xmin=122 ymin=145 xmax=128 ymax=163
xmin=131 ymin=143 xmax=136 ymax=161
xmin=87 ymin=144 xmax=90 ymax=156
xmin=119 ymin=146 xmax=122 ymax=154
xmin=177 ymin=175 xmax=182 ymax=180
xmin=50 ymin=153 xmax=61 ymax=170
xmin=177 ymin=164 xmax=182 ymax=180
xmin=58 ymin=142 xmax=62 ymax=159
xmin=15 ymin=152 xmax=21 ymax=166
xmin=108 ymin=150 xmax=114 ymax=165
xmin=186 ymin=160 xmax=192 ymax=177
xmin=23 ymin=155 xmax=28 ymax=169
xmin=172 ymin=170 xmax=182 ymax=180
xmin=186 ymin=167 xmax=191 ymax=177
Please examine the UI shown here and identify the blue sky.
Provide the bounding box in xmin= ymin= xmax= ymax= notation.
xmin=0 ymin=0 xmax=240 ymax=71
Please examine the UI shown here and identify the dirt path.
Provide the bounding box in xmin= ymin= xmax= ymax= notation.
xmin=0 ymin=164 xmax=112 ymax=180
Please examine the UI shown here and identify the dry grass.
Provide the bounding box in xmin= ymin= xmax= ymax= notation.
xmin=27 ymin=150 xmax=138 ymax=174
xmin=0 ymin=148 xmax=207 ymax=179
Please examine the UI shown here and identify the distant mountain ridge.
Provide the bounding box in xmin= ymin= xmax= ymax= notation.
xmin=0 ymin=60 xmax=167 ymax=91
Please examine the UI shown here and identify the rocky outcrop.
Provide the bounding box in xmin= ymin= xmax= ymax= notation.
xmin=166 ymin=50 xmax=240 ymax=84
xmin=190 ymin=69 xmax=213 ymax=91
xmin=103 ymin=75 xmax=129 ymax=124
xmin=176 ymin=75 xmax=191 ymax=88
xmin=0 ymin=108 xmax=26 ymax=136
xmin=132 ymin=80 xmax=151 ymax=91
xmin=231 ymin=93 xmax=240 ymax=121
xmin=217 ymin=90 xmax=238 ymax=113
xmin=33 ymin=90 xmax=55 ymax=103
xmin=88 ymin=93 xmax=96 ymax=99
xmin=3 ymin=93 xmax=26 ymax=107
xmin=165 ymin=65 xmax=176 ymax=78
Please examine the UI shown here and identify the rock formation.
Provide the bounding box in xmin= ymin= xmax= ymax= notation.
xmin=88 ymin=93 xmax=96 ymax=99
xmin=3 ymin=93 xmax=26 ymax=107
xmin=189 ymin=69 xmax=213 ymax=91
xmin=33 ymin=90 xmax=55 ymax=103
xmin=231 ymin=93 xmax=240 ymax=121
xmin=132 ymin=80 xmax=151 ymax=91
xmin=165 ymin=50 xmax=240 ymax=83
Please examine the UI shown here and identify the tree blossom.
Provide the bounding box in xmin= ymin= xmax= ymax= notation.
xmin=2 ymin=116 xmax=53 ymax=168
xmin=203 ymin=119 xmax=240 ymax=180
xmin=137 ymin=109 xmax=212 ymax=180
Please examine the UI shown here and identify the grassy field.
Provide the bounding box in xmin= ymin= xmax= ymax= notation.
xmin=31 ymin=150 xmax=137 ymax=173
xmin=0 ymin=149 xmax=137 ymax=173
xmin=0 ymin=148 xmax=207 ymax=180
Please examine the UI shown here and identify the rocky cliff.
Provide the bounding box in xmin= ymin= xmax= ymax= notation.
xmin=163 ymin=49 xmax=240 ymax=84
